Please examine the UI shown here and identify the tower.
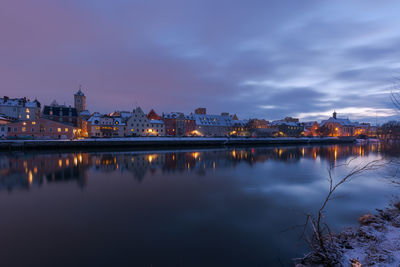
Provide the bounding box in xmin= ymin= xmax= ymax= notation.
xmin=74 ymin=86 xmax=86 ymax=113
xmin=333 ymin=110 xmax=337 ymax=119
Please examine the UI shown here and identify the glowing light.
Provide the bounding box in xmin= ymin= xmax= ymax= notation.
xmin=28 ymin=171 xmax=33 ymax=185
xmin=79 ymin=154 xmax=83 ymax=163
xmin=232 ymin=150 xmax=236 ymax=157
xmin=74 ymin=157 xmax=78 ymax=166
xmin=34 ymin=167 xmax=38 ymax=174
xmin=192 ymin=152 xmax=199 ymax=159
xmin=66 ymin=159 xmax=69 ymax=167
xmin=58 ymin=159 xmax=62 ymax=168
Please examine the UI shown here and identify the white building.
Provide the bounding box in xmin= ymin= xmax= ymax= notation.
xmin=87 ymin=113 xmax=126 ymax=137
xmin=194 ymin=113 xmax=234 ymax=136
xmin=0 ymin=96 xmax=41 ymax=121
xmin=125 ymin=107 xmax=165 ymax=136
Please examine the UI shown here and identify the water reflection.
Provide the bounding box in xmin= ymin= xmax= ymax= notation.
xmin=0 ymin=144 xmax=391 ymax=192
xmin=0 ymin=143 xmax=398 ymax=267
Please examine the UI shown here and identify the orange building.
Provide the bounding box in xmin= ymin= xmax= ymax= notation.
xmin=7 ymin=118 xmax=77 ymax=139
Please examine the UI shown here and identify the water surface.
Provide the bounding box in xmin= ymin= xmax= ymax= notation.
xmin=0 ymin=144 xmax=398 ymax=266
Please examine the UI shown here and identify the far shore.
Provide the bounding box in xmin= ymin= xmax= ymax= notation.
xmin=0 ymin=136 xmax=357 ymax=151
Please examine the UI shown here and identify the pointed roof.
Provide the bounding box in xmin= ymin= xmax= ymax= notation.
xmin=75 ymin=86 xmax=85 ymax=96
xmin=147 ymin=109 xmax=161 ymax=120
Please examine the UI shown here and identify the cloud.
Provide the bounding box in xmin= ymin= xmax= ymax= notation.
xmin=0 ymin=0 xmax=400 ymax=122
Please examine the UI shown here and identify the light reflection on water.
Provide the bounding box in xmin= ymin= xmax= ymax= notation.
xmin=0 ymin=143 xmax=398 ymax=266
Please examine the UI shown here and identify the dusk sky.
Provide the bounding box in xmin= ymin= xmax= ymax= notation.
xmin=2 ymin=0 xmax=400 ymax=123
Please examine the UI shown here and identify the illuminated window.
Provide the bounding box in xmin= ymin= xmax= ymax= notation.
xmin=32 ymin=121 xmax=36 ymax=125
xmin=22 ymin=127 xmax=26 ymax=132
xmin=26 ymin=108 xmax=30 ymax=113
xmin=57 ymin=128 xmax=61 ymax=132
xmin=23 ymin=122 xmax=26 ymax=125
xmin=65 ymin=128 xmax=68 ymax=132
xmin=26 ymin=115 xmax=30 ymax=119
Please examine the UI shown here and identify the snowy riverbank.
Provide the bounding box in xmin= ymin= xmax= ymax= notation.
xmin=296 ymin=202 xmax=400 ymax=267
xmin=0 ymin=137 xmax=355 ymax=151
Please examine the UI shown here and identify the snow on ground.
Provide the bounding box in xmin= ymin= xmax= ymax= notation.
xmin=297 ymin=204 xmax=400 ymax=266
xmin=337 ymin=206 xmax=400 ymax=266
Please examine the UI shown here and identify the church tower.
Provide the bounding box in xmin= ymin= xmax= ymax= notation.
xmin=74 ymin=86 xmax=86 ymax=113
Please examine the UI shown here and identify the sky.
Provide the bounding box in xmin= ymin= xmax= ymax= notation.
xmin=1 ymin=0 xmax=400 ymax=123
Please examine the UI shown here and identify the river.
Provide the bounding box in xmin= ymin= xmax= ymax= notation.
xmin=0 ymin=143 xmax=398 ymax=266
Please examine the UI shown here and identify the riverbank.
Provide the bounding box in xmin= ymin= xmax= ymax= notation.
xmin=296 ymin=202 xmax=400 ymax=267
xmin=0 ymin=137 xmax=355 ymax=151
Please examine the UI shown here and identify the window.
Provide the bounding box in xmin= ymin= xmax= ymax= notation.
xmin=49 ymin=128 xmax=53 ymax=132
xmin=50 ymin=111 xmax=53 ymax=115
xmin=65 ymin=128 xmax=68 ymax=132
xmin=32 ymin=121 xmax=36 ymax=125
xmin=26 ymin=108 xmax=29 ymax=113
xmin=22 ymin=127 xmax=26 ymax=132
xmin=57 ymin=128 xmax=61 ymax=132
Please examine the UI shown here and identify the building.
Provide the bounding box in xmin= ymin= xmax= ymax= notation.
xmin=42 ymin=101 xmax=79 ymax=127
xmin=147 ymin=109 xmax=161 ymax=120
xmin=269 ymin=118 xmax=303 ymax=137
xmin=194 ymin=107 xmax=207 ymax=115
xmin=303 ymin=121 xmax=319 ymax=137
xmin=231 ymin=119 xmax=249 ymax=136
xmin=162 ymin=112 xmax=196 ymax=136
xmin=74 ymin=88 xmax=86 ymax=114
xmin=320 ymin=111 xmax=359 ymax=137
xmin=87 ymin=113 xmax=126 ymax=137
xmin=194 ymin=112 xmax=234 ymax=136
xmin=0 ymin=96 xmax=41 ymax=121
xmin=0 ymin=115 xmax=12 ymax=138
xmin=6 ymin=118 xmax=77 ymax=139
xmin=248 ymin=119 xmax=268 ymax=129
xmin=125 ymin=107 xmax=165 ymax=136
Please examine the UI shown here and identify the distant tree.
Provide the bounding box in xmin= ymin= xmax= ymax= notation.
xmin=378 ymin=121 xmax=400 ymax=140
xmin=391 ymin=90 xmax=400 ymax=110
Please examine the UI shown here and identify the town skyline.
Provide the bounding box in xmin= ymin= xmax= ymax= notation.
xmin=1 ymin=89 xmax=396 ymax=125
xmin=2 ymin=0 xmax=400 ymax=123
